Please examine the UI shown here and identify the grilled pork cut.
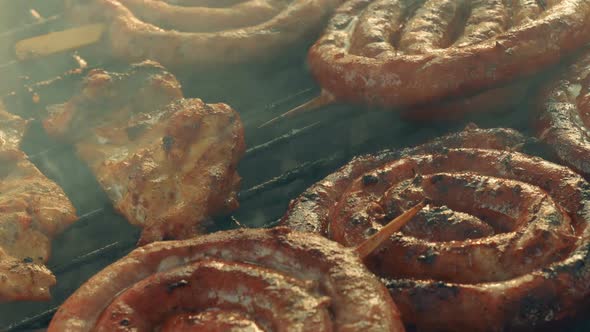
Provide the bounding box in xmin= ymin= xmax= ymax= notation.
xmin=0 ymin=105 xmax=77 ymax=302
xmin=43 ymin=61 xmax=245 ymax=245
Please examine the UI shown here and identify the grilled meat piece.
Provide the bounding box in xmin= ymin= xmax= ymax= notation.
xmin=536 ymin=48 xmax=590 ymax=177
xmin=0 ymin=106 xmax=77 ymax=302
xmin=65 ymin=0 xmax=345 ymax=68
xmin=307 ymin=0 xmax=590 ymax=116
xmin=43 ymin=61 xmax=245 ymax=245
xmin=281 ymin=126 xmax=590 ymax=331
xmin=48 ymin=227 xmax=404 ymax=332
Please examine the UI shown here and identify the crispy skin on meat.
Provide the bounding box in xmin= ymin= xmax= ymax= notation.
xmin=48 ymin=227 xmax=404 ymax=332
xmin=0 ymin=106 xmax=77 ymax=302
xmin=43 ymin=61 xmax=245 ymax=245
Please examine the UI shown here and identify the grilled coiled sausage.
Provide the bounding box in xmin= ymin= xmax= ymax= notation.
xmin=66 ymin=0 xmax=345 ymax=68
xmin=308 ymin=0 xmax=590 ymax=113
xmin=48 ymin=227 xmax=405 ymax=331
xmin=281 ymin=126 xmax=590 ymax=331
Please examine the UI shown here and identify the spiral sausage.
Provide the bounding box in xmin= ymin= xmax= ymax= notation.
xmin=48 ymin=227 xmax=404 ymax=331
xmin=281 ymin=126 xmax=590 ymax=331
xmin=66 ymin=0 xmax=345 ymax=68
xmin=308 ymin=0 xmax=590 ymax=112
xmin=536 ymin=49 xmax=590 ymax=178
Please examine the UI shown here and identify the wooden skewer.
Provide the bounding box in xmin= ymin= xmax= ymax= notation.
xmin=29 ymin=9 xmax=43 ymax=22
xmin=258 ymin=90 xmax=335 ymax=128
xmin=15 ymin=23 xmax=106 ymax=61
xmin=355 ymin=201 xmax=426 ymax=260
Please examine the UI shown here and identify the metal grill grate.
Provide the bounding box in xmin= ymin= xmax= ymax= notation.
xmin=1 ymin=1 xmax=581 ymax=331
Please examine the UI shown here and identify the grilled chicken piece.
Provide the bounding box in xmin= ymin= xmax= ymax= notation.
xmin=0 ymin=106 xmax=78 ymax=302
xmin=43 ymin=61 xmax=245 ymax=245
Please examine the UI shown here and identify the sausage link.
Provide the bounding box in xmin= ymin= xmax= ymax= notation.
xmin=536 ymin=49 xmax=590 ymax=177
xmin=309 ymin=0 xmax=590 ymax=110
xmin=454 ymin=0 xmax=510 ymax=47
xmin=118 ymin=0 xmax=283 ymax=33
xmin=66 ymin=0 xmax=346 ymax=67
xmin=349 ymin=0 xmax=405 ymax=58
xmin=48 ymin=228 xmax=404 ymax=331
xmin=511 ymin=0 xmax=543 ymax=25
xmin=398 ymin=0 xmax=465 ymax=54
xmin=281 ymin=126 xmax=590 ymax=331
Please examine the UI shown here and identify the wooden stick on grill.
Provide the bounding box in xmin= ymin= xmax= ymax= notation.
xmin=258 ymin=91 xmax=335 ymax=128
xmin=356 ymin=200 xmax=426 ymax=260
xmin=12 ymin=0 xmax=346 ymax=68
xmin=15 ymin=24 xmax=105 ymax=61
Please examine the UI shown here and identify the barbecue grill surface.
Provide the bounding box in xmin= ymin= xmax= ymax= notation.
xmin=1 ymin=1 xmax=590 ymax=331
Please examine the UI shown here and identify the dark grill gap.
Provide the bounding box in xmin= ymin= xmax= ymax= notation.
xmin=0 ymin=1 xmax=580 ymax=331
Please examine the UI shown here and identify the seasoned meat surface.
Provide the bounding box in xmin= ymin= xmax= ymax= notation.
xmin=282 ymin=126 xmax=590 ymax=331
xmin=48 ymin=227 xmax=404 ymax=331
xmin=536 ymin=48 xmax=590 ymax=177
xmin=43 ymin=61 xmax=245 ymax=244
xmin=65 ymin=0 xmax=345 ymax=68
xmin=308 ymin=0 xmax=590 ymax=113
xmin=0 ymin=105 xmax=77 ymax=302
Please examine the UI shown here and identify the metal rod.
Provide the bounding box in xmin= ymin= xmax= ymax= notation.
xmin=244 ymin=121 xmax=321 ymax=158
xmin=238 ymin=153 xmax=344 ymax=201
xmin=50 ymin=240 xmax=135 ymax=274
xmin=263 ymin=88 xmax=313 ymax=110
xmin=2 ymin=307 xmax=58 ymax=332
xmin=66 ymin=207 xmax=106 ymax=230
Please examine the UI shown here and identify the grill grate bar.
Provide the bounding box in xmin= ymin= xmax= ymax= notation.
xmin=2 ymin=307 xmax=58 ymax=332
xmin=263 ymin=88 xmax=314 ymax=111
xmin=49 ymin=240 xmax=135 ymax=274
xmin=65 ymin=207 xmax=107 ymax=231
xmin=0 ymin=14 xmax=61 ymax=44
xmin=244 ymin=121 xmax=321 ymax=158
xmin=239 ymin=152 xmax=344 ymax=201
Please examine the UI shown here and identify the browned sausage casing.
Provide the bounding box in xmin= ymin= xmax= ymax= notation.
xmin=281 ymin=126 xmax=590 ymax=331
xmin=309 ymin=0 xmax=590 ymax=111
xmin=536 ymin=49 xmax=590 ymax=178
xmin=66 ymin=0 xmax=345 ymax=68
xmin=48 ymin=227 xmax=405 ymax=331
